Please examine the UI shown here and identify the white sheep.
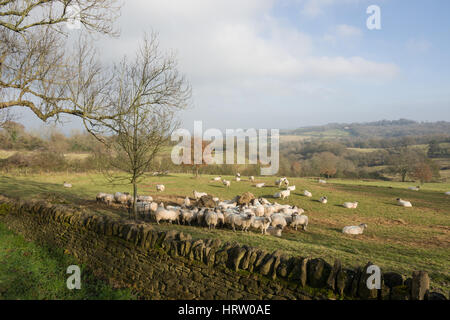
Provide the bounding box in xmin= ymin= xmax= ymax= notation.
xmin=184 ymin=197 xmax=191 ymax=207
xmin=273 ymin=189 xmax=290 ymax=200
xmin=255 ymin=183 xmax=265 ymax=188
xmin=397 ymin=198 xmax=412 ymax=207
xmin=204 ymin=210 xmax=219 ymax=229
xmin=97 ymin=193 xmax=114 ymax=205
xmin=156 ymin=184 xmax=165 ymax=192
xmin=249 ymin=176 xmax=255 ymax=182
xmin=342 ymin=223 xmax=367 ymax=235
xmin=319 ymin=196 xmax=328 ymax=204
xmin=408 ymin=186 xmax=420 ymax=191
xmin=216 ymin=210 xmax=225 ymax=226
xmin=149 ymin=202 xmax=158 ymax=212
xmin=266 ymin=226 xmax=283 ymax=237
xmin=218 ymin=201 xmax=237 ymax=210
xmin=235 ymin=177 xmax=241 ymax=182
xmin=263 ymin=205 xmax=276 ymax=217
xmin=303 ymin=190 xmax=312 ymax=198
xmin=63 ymin=182 xmax=72 ymax=188
xmin=250 ymin=217 xmax=272 ymax=234
xmin=114 ymin=192 xmax=130 ymax=204
xmin=180 ymin=209 xmax=195 ymax=225
xmin=195 ymin=208 xmax=206 ymax=226
xmin=236 ymin=173 xmax=241 ymax=177
xmin=318 ymin=179 xmax=327 ymax=184
xmin=96 ymin=192 xmax=107 ymax=202
xmin=280 ymin=206 xmax=303 ymax=215
xmin=343 ymin=201 xmax=358 ymax=209
xmin=290 ymin=214 xmax=308 ymax=231
xmin=287 ymin=185 xmax=296 ymax=191
xmin=222 ymin=179 xmax=231 ymax=188
xmin=193 ymin=190 xmax=207 ymax=200
xmin=137 ymin=195 xmax=153 ymax=203
xmin=280 ymin=189 xmax=291 ymax=199
xmin=152 ymin=203 xmax=180 ymax=224
xmin=212 ymin=176 xmax=222 ymax=181
xmin=253 ymin=205 xmax=265 ymax=217
xmin=259 ymin=197 xmax=270 ymax=205
xmin=229 ymin=213 xmax=255 ymax=232
xmin=270 ymin=214 xmax=287 ymax=229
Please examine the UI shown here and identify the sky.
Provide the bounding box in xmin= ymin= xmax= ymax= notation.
xmin=14 ymin=0 xmax=450 ymax=134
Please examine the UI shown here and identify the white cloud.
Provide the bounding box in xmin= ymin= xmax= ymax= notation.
xmin=89 ymin=0 xmax=399 ymax=128
xmin=336 ymin=24 xmax=363 ymax=37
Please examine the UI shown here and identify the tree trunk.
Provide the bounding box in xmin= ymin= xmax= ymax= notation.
xmin=133 ymin=182 xmax=138 ymax=220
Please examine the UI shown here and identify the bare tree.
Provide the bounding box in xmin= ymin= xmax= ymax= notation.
xmin=94 ymin=34 xmax=191 ymax=219
xmin=0 ymin=0 xmax=121 ymax=122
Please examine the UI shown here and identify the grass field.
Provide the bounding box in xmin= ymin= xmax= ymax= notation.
xmin=0 ymin=222 xmax=136 ymax=300
xmin=0 ymin=172 xmax=449 ymax=294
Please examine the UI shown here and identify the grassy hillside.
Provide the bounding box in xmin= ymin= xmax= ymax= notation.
xmin=0 ymin=172 xmax=449 ymax=294
xmin=0 ymin=222 xmax=136 ymax=300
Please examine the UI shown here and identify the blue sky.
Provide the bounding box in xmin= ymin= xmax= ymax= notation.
xmin=15 ymin=0 xmax=450 ymax=134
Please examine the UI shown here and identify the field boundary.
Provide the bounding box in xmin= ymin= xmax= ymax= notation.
xmin=0 ymin=195 xmax=446 ymax=300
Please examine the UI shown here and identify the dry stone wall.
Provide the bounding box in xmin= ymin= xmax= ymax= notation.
xmin=0 ymin=196 xmax=446 ymax=300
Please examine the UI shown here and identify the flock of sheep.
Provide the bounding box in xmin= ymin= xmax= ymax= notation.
xmin=97 ymin=190 xmax=309 ymax=237
xmin=93 ymin=173 xmax=450 ymax=238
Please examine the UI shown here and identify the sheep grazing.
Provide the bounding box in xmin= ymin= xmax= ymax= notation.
xmin=343 ymin=202 xmax=358 ymax=209
xmin=96 ymin=193 xmax=114 ymax=205
xmin=222 ymin=179 xmax=231 ymax=188
xmin=342 ymin=223 xmax=367 ymax=235
xmin=137 ymin=195 xmax=153 ymax=203
xmin=216 ymin=210 xmax=225 ymax=226
xmin=212 ymin=177 xmax=222 ymax=181
xmin=204 ymin=210 xmax=219 ymax=229
xmin=193 ymin=190 xmax=207 ymax=200
xmin=229 ymin=214 xmax=255 ymax=232
xmin=319 ymin=196 xmax=328 ymax=204
xmin=152 ymin=203 xmax=180 ymax=224
xmin=183 ymin=197 xmax=191 ymax=207
xmin=235 ymin=177 xmax=241 ymax=182
xmin=259 ymin=197 xmax=270 ymax=205
xmin=195 ymin=209 xmax=206 ymax=226
xmin=290 ymin=214 xmax=309 ymax=231
xmin=180 ymin=209 xmax=195 ymax=225
xmin=397 ymin=198 xmax=412 ymax=207
xmin=318 ymin=179 xmax=327 ymax=184
xmin=266 ymin=226 xmax=283 ymax=237
xmin=114 ymin=192 xmax=130 ymax=204
xmin=287 ymin=185 xmax=296 ymax=191
xmin=408 ymin=186 xmax=420 ymax=191
xmin=63 ymin=182 xmax=72 ymax=188
xmin=253 ymin=205 xmax=265 ymax=217
xmin=274 ymin=189 xmax=290 ymax=200
xmin=270 ymin=214 xmax=287 ymax=229
xmin=149 ymin=202 xmax=158 ymax=212
xmin=249 ymin=176 xmax=255 ymax=182
xmin=156 ymin=184 xmax=165 ymax=192
xmin=96 ymin=192 xmax=107 ymax=202
xmin=250 ymin=217 xmax=272 ymax=234
xmin=255 ymin=183 xmax=265 ymax=188
xmin=303 ymin=190 xmax=312 ymax=198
